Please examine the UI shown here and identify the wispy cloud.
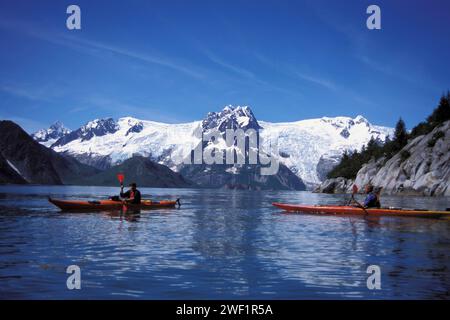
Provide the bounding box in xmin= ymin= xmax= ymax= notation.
xmin=84 ymin=95 xmax=186 ymax=123
xmin=254 ymin=52 xmax=379 ymax=108
xmin=0 ymin=82 xmax=64 ymax=102
xmin=203 ymin=49 xmax=256 ymax=79
xmin=198 ymin=47 xmax=303 ymax=97
xmin=65 ymin=36 xmax=205 ymax=79
xmin=0 ymin=18 xmax=205 ymax=79
xmin=0 ymin=84 xmax=47 ymax=101
xmin=68 ymin=106 xmax=90 ymax=114
xmin=253 ymin=52 xmax=337 ymax=92
xmin=355 ymin=54 xmax=433 ymax=88
xmin=346 ymin=91 xmax=378 ymax=107
xmin=357 ymin=55 xmax=397 ymax=78
xmin=303 ymin=2 xmax=433 ymax=89
xmin=295 ymin=72 xmax=337 ymax=91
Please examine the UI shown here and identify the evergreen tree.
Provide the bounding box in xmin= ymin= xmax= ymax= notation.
xmin=427 ymin=92 xmax=450 ymax=126
xmin=341 ymin=151 xmax=349 ymax=162
xmin=393 ymin=118 xmax=408 ymax=152
xmin=410 ymin=121 xmax=430 ymax=138
xmin=366 ymin=136 xmax=378 ymax=159
xmin=410 ymin=92 xmax=450 ymax=138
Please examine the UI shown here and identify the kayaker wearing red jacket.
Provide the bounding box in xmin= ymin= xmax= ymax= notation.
xmin=120 ymin=182 xmax=142 ymax=204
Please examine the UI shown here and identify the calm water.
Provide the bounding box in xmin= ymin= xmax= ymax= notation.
xmin=0 ymin=185 xmax=449 ymax=299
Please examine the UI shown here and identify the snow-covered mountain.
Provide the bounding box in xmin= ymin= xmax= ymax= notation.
xmin=51 ymin=117 xmax=202 ymax=170
xmin=31 ymin=121 xmax=71 ymax=147
xmin=184 ymin=106 xmax=305 ymax=190
xmin=259 ymin=115 xmax=393 ymax=186
xmin=51 ymin=118 xmax=119 ymax=147
xmin=34 ymin=106 xmax=393 ymax=187
xmin=202 ymin=105 xmax=261 ymax=131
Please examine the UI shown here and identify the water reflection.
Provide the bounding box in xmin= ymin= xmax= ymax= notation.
xmin=0 ymin=185 xmax=449 ymax=299
xmin=106 ymin=211 xmax=141 ymax=223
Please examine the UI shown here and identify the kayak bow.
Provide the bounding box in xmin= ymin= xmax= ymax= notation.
xmin=272 ymin=203 xmax=450 ymax=219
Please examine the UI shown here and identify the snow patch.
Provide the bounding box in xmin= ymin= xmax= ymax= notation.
xmin=6 ymin=159 xmax=26 ymax=180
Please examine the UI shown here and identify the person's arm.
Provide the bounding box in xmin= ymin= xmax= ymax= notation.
xmin=363 ymin=195 xmax=370 ymax=207
xmin=134 ymin=190 xmax=141 ymax=203
xmin=120 ymin=190 xmax=130 ymax=198
xmin=349 ymin=194 xmax=359 ymax=207
xmin=363 ymin=194 xmax=375 ymax=207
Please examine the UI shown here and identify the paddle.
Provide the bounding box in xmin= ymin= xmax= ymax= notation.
xmin=117 ymin=173 xmax=124 ymax=186
xmin=116 ymin=173 xmax=127 ymax=212
xmin=351 ymin=184 xmax=369 ymax=215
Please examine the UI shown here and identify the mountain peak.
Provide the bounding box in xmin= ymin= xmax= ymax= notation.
xmin=354 ymin=115 xmax=369 ymax=125
xmin=319 ymin=115 xmax=371 ymax=129
xmin=78 ymin=118 xmax=119 ymax=139
xmin=51 ymin=118 xmax=119 ymax=147
xmin=31 ymin=121 xmax=71 ymax=146
xmin=49 ymin=120 xmax=67 ymax=130
xmin=118 ymin=117 xmax=144 ymax=135
xmin=82 ymin=118 xmax=117 ymax=132
xmin=202 ymin=105 xmax=262 ymax=132
xmin=222 ymin=105 xmax=253 ymax=117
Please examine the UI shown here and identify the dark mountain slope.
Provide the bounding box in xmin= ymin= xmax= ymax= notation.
xmin=78 ymin=156 xmax=193 ymax=188
xmin=0 ymin=120 xmax=100 ymax=185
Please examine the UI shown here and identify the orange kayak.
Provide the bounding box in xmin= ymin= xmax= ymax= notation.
xmin=49 ymin=197 xmax=180 ymax=211
xmin=272 ymin=203 xmax=450 ymax=219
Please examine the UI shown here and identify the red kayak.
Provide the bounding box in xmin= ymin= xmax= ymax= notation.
xmin=49 ymin=198 xmax=180 ymax=211
xmin=272 ymin=203 xmax=450 ymax=219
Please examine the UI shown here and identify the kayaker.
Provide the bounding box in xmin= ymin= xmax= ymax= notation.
xmin=363 ymin=185 xmax=381 ymax=208
xmin=120 ymin=182 xmax=142 ymax=204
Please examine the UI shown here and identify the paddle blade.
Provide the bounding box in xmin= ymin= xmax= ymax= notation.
xmin=117 ymin=173 xmax=124 ymax=184
xmin=352 ymin=184 xmax=358 ymax=194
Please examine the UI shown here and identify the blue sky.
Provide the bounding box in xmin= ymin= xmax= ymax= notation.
xmin=0 ymin=0 xmax=449 ymax=132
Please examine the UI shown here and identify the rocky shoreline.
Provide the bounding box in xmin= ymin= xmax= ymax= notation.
xmin=315 ymin=120 xmax=450 ymax=197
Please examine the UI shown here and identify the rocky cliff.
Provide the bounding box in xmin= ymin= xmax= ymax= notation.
xmin=315 ymin=120 xmax=450 ymax=196
xmin=314 ymin=177 xmax=353 ymax=194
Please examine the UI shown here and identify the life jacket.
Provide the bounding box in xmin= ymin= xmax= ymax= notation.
xmin=365 ymin=192 xmax=381 ymax=208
